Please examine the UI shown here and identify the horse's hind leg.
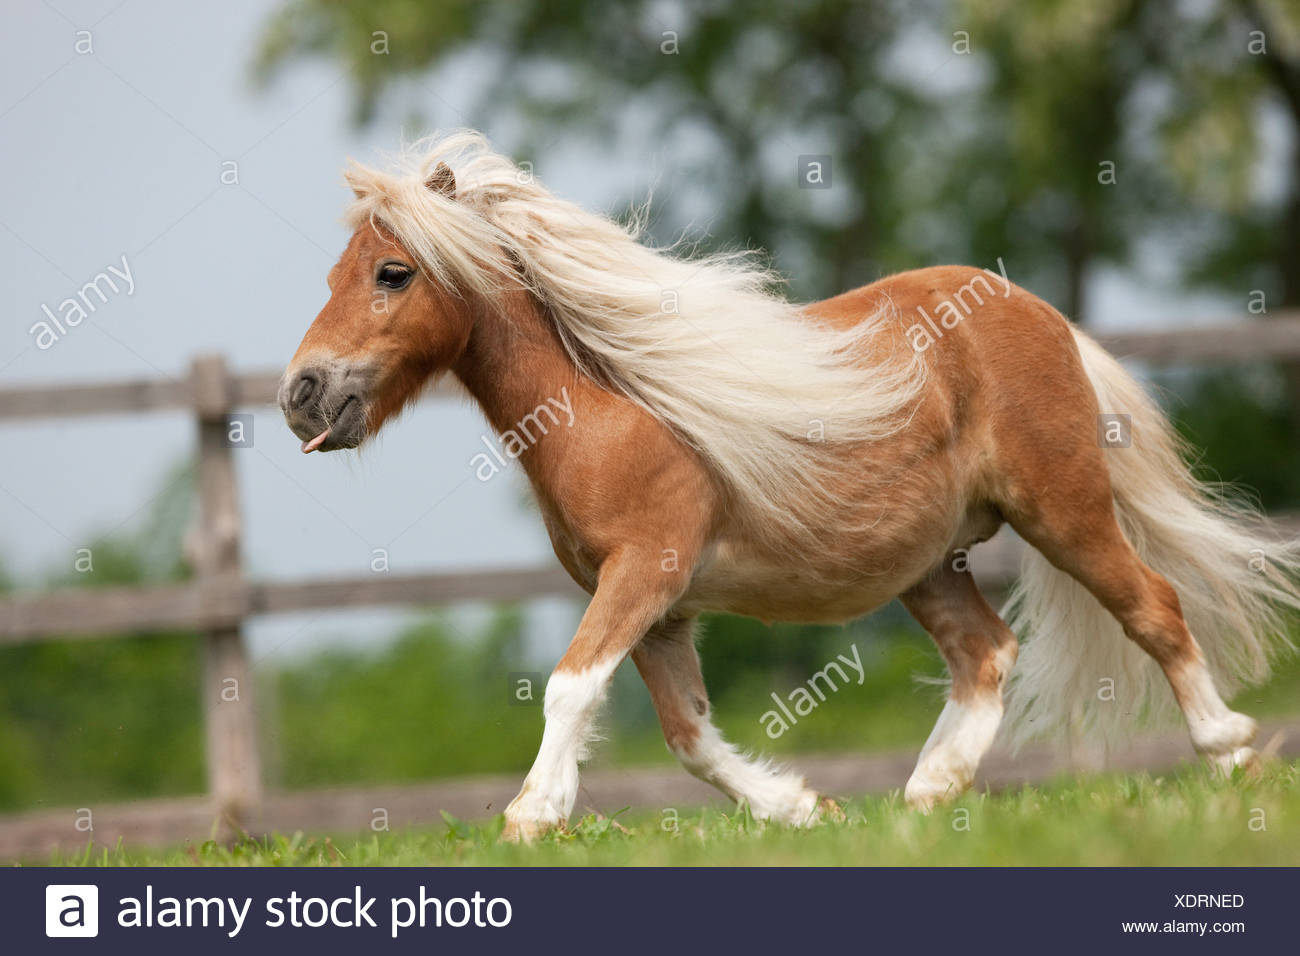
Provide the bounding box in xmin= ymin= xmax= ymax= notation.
xmin=1007 ymin=481 xmax=1258 ymax=770
xmin=900 ymin=562 xmax=1019 ymax=810
xmin=632 ymin=616 xmax=830 ymax=825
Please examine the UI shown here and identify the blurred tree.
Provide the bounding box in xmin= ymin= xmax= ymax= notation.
xmin=1157 ymin=0 xmax=1300 ymax=440
xmin=255 ymin=0 xmax=972 ymax=298
xmin=255 ymin=0 xmax=1300 ymax=313
xmin=949 ymin=0 xmax=1172 ymax=318
xmin=1149 ymin=0 xmax=1300 ymax=310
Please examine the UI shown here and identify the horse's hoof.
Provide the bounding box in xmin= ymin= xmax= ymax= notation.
xmin=1208 ymin=745 xmax=1260 ymax=777
xmin=904 ymin=776 xmax=963 ymax=813
xmin=1192 ymin=711 xmax=1257 ymax=757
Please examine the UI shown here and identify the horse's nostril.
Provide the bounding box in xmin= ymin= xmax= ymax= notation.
xmin=290 ymin=372 xmax=318 ymax=411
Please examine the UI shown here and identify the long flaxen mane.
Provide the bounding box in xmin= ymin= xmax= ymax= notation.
xmin=342 ymin=131 xmax=926 ymax=547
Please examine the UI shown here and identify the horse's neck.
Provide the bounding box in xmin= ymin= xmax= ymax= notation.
xmin=453 ymin=290 xmax=571 ymax=425
xmin=451 ymin=290 xmax=589 ymax=481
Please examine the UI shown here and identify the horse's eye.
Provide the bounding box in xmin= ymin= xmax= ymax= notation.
xmin=377 ymin=263 xmax=414 ymax=290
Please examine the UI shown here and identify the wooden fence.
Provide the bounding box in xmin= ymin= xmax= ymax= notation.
xmin=0 ymin=314 xmax=1298 ymax=852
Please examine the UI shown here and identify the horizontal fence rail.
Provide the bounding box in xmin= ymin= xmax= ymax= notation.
xmin=0 ymin=566 xmax=586 ymax=642
xmin=0 ymin=370 xmax=461 ymax=421
xmin=0 ymin=315 xmax=1298 ymax=849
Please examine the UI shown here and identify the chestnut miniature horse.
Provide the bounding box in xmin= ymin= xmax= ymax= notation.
xmin=280 ymin=133 xmax=1298 ymax=841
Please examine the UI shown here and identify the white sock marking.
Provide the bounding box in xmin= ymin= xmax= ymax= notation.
xmin=506 ymin=658 xmax=618 ymax=828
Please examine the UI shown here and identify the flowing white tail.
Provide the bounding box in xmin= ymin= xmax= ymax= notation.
xmin=1003 ymin=330 xmax=1300 ymax=751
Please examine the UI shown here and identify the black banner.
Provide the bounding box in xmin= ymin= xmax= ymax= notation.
xmin=4 ymin=867 xmax=1293 ymax=953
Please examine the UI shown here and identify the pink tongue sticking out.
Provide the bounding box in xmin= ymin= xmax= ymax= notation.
xmin=300 ymin=429 xmax=329 ymax=454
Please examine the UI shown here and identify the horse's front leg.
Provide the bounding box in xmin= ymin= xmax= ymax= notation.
xmin=502 ymin=549 xmax=689 ymax=842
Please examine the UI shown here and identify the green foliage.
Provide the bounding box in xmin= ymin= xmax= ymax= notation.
xmin=0 ymin=466 xmax=204 ymax=811
xmin=52 ymin=760 xmax=1300 ymax=866
xmin=266 ymin=609 xmax=550 ymax=786
xmin=694 ymin=612 xmax=945 ymax=755
xmin=1167 ymin=367 xmax=1300 ymax=510
xmin=0 ymin=633 xmax=204 ymax=811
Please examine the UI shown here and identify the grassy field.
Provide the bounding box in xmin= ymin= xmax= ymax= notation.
xmin=47 ymin=759 xmax=1300 ymax=867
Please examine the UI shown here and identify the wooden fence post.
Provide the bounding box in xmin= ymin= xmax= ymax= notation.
xmin=188 ymin=354 xmax=262 ymax=830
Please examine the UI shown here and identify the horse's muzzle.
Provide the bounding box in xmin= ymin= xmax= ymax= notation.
xmin=278 ymin=363 xmax=368 ymax=453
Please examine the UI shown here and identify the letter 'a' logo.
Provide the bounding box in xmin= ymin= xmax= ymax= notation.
xmin=46 ymin=885 xmax=99 ymax=937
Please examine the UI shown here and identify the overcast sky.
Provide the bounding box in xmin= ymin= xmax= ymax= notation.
xmin=0 ymin=0 xmax=1241 ymax=661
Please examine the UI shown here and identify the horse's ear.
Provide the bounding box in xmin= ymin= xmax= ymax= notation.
xmin=343 ymin=165 xmax=369 ymax=199
xmin=425 ymin=162 xmax=456 ymax=199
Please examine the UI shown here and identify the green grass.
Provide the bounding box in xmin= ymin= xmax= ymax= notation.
xmin=46 ymin=760 xmax=1300 ymax=867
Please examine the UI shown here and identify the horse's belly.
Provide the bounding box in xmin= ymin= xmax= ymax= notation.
xmin=679 ymin=547 xmax=930 ymax=623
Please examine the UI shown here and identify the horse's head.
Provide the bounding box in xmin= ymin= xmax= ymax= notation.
xmin=279 ymin=164 xmax=474 ymax=453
